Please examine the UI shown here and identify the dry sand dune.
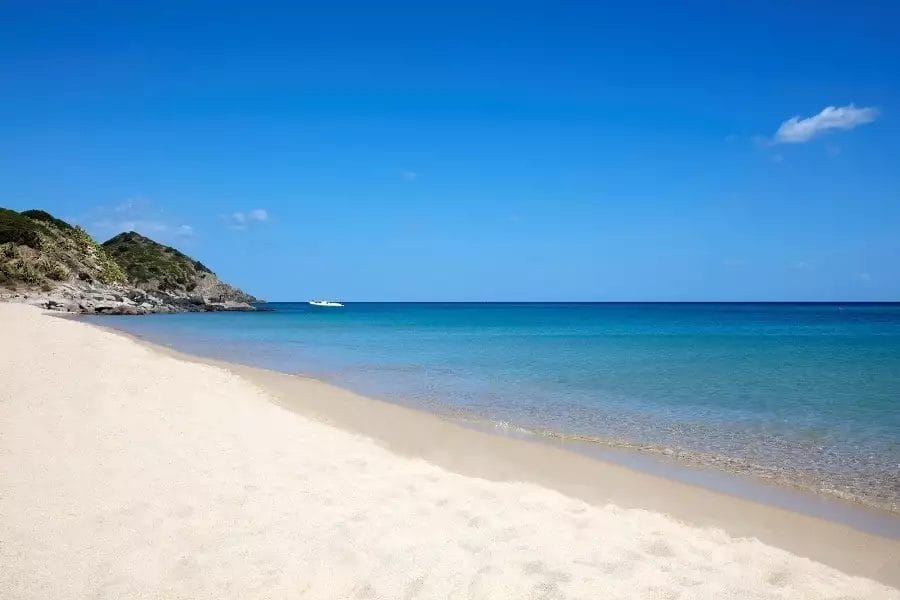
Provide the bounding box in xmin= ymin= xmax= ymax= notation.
xmin=1 ymin=302 xmax=897 ymax=599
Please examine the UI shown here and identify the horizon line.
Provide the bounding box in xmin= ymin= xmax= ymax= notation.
xmin=257 ymin=300 xmax=900 ymax=304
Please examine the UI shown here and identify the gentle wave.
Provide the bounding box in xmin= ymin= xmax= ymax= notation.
xmin=448 ymin=412 xmax=899 ymax=514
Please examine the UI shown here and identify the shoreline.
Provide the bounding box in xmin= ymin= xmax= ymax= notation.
xmin=83 ymin=312 xmax=900 ymax=534
xmin=79 ymin=313 xmax=900 ymax=587
xmin=458 ymin=415 xmax=900 ymax=539
xmin=432 ymin=407 xmax=900 ymax=519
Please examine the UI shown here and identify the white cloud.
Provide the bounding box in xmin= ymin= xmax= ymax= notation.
xmin=226 ymin=208 xmax=269 ymax=229
xmin=401 ymin=170 xmax=418 ymax=182
xmin=113 ymin=198 xmax=150 ymax=214
xmin=774 ymin=104 xmax=878 ymax=144
xmin=248 ymin=209 xmax=268 ymax=221
xmin=114 ymin=220 xmax=168 ymax=233
xmin=84 ymin=198 xmax=193 ymax=241
xmin=92 ymin=218 xmax=169 ymax=235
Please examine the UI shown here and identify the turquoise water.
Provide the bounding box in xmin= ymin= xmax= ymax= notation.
xmin=87 ymin=303 xmax=900 ymax=511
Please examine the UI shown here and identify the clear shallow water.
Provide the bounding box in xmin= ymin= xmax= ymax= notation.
xmin=87 ymin=303 xmax=900 ymax=512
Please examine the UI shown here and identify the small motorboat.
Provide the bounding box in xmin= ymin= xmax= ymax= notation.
xmin=308 ymin=300 xmax=344 ymax=307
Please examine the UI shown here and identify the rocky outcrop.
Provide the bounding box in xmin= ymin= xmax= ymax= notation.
xmin=1 ymin=207 xmax=258 ymax=315
xmin=1 ymin=281 xmax=255 ymax=315
xmin=101 ymin=231 xmax=257 ymax=306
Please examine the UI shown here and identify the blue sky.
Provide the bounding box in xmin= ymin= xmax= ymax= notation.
xmin=2 ymin=1 xmax=898 ymax=301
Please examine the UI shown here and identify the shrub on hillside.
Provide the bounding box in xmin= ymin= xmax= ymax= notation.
xmin=2 ymin=258 xmax=42 ymax=284
xmin=0 ymin=208 xmax=42 ymax=249
xmin=1 ymin=242 xmax=20 ymax=259
xmin=20 ymin=209 xmax=74 ymax=231
xmin=72 ymin=226 xmax=125 ymax=284
xmin=36 ymin=255 xmax=69 ymax=280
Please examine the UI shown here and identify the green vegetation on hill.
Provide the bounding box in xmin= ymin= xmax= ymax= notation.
xmin=0 ymin=207 xmax=125 ymax=287
xmin=102 ymin=231 xmax=212 ymax=292
xmin=73 ymin=226 xmax=127 ymax=285
xmin=0 ymin=208 xmax=43 ymax=249
xmin=1 ymin=206 xmax=254 ymax=306
xmin=20 ymin=209 xmax=74 ymax=231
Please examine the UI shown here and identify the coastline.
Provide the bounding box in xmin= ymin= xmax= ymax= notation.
xmin=79 ymin=301 xmax=900 ymax=518
xmin=456 ymin=414 xmax=900 ymax=539
xmin=80 ymin=312 xmax=900 ymax=586
xmin=83 ymin=310 xmax=900 ymax=531
xmin=2 ymin=303 xmax=898 ymax=598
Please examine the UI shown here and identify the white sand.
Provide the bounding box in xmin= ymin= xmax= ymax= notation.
xmin=0 ymin=302 xmax=897 ymax=599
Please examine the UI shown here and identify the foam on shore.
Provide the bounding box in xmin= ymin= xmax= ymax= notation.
xmin=1 ymin=303 xmax=897 ymax=599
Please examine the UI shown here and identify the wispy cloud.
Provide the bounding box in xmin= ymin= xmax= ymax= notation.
xmin=774 ymin=104 xmax=878 ymax=144
xmin=225 ymin=208 xmax=269 ymax=230
xmin=401 ymin=170 xmax=418 ymax=182
xmin=113 ymin=198 xmax=145 ymax=214
xmin=84 ymin=199 xmax=194 ymax=239
xmin=96 ymin=219 xmax=169 ymax=234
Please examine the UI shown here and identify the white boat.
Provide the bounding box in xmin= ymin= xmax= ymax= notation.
xmin=308 ymin=300 xmax=344 ymax=307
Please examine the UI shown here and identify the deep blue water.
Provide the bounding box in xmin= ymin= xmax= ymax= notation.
xmin=87 ymin=302 xmax=900 ymax=511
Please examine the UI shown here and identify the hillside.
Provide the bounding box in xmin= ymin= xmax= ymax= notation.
xmin=103 ymin=231 xmax=256 ymax=304
xmin=0 ymin=207 xmax=257 ymax=314
xmin=0 ymin=208 xmax=125 ymax=288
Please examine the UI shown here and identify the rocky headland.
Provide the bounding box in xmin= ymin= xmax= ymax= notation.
xmin=0 ymin=207 xmax=258 ymax=314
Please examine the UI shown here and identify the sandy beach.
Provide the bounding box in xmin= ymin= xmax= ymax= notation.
xmin=1 ymin=302 xmax=898 ymax=599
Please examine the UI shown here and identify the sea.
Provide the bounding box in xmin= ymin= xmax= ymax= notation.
xmin=85 ymin=302 xmax=900 ymax=517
